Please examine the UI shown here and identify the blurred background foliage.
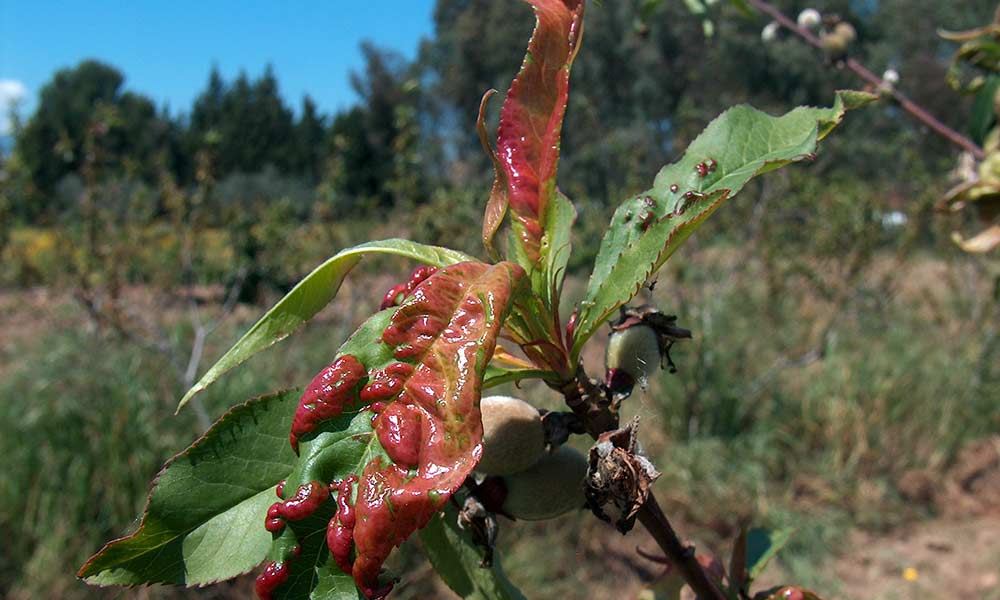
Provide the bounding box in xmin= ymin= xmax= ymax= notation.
xmin=1 ymin=1 xmax=999 ymax=599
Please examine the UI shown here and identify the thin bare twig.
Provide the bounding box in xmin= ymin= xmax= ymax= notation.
xmin=746 ymin=0 xmax=986 ymax=160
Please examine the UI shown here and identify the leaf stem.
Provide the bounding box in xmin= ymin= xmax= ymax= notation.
xmin=746 ymin=0 xmax=986 ymax=160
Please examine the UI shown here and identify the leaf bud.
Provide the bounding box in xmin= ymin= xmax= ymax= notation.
xmin=796 ymin=8 xmax=821 ymax=30
xmin=761 ymin=21 xmax=780 ymax=42
xmin=820 ymin=29 xmax=851 ymax=63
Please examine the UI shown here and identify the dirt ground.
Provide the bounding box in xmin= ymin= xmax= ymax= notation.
xmin=833 ymin=515 xmax=999 ymax=599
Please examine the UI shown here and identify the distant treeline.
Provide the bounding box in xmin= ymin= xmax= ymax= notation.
xmin=2 ymin=0 xmax=995 ymax=223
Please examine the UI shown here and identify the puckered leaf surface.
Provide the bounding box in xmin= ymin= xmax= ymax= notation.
xmin=84 ymin=261 xmax=524 ymax=600
xmin=263 ymin=261 xmax=525 ymax=598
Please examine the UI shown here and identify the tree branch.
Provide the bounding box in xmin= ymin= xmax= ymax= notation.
xmin=746 ymin=0 xmax=986 ymax=160
xmin=554 ymin=369 xmax=727 ymax=600
xmin=638 ymin=495 xmax=727 ymax=600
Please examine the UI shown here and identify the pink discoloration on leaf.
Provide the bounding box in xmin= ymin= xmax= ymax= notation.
xmin=254 ymin=560 xmax=291 ymax=600
xmin=349 ymin=261 xmax=524 ymax=597
xmin=374 ymin=402 xmax=423 ymax=469
xmin=496 ymin=0 xmax=584 ymax=262
xmin=290 ymin=355 xmax=366 ymax=452
xmin=328 ymin=475 xmax=359 ymax=576
xmin=379 ymin=266 xmax=438 ymax=310
xmin=264 ymin=481 xmax=331 ymax=533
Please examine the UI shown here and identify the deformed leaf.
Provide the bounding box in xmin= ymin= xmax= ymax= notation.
xmin=479 ymin=89 xmax=508 ymax=262
xmin=495 ymin=0 xmax=585 ymax=266
xmin=178 ymin=239 xmax=474 ymax=412
xmin=264 ymin=261 xmax=525 ymax=598
xmin=572 ymin=91 xmax=875 ymax=357
xmin=419 ymin=505 xmax=526 ymax=600
xmin=85 ymin=261 xmax=524 ymax=600
xmin=78 ymin=389 xmax=300 ymax=586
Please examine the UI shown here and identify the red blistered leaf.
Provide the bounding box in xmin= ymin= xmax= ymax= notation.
xmin=334 ymin=261 xmax=524 ymax=597
xmin=289 ymin=355 xmax=367 ymax=453
xmin=495 ymin=0 xmax=585 ymax=262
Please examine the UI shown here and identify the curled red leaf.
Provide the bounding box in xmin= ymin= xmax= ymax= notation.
xmin=496 ymin=0 xmax=585 ymax=262
xmin=348 ymin=261 xmax=523 ymax=596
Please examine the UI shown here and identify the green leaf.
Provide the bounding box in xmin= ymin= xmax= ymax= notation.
xmin=483 ymin=364 xmax=559 ymax=389
xmin=177 ymin=239 xmax=474 ymax=412
xmin=78 ymin=389 xmax=300 ymax=586
xmin=572 ymin=91 xmax=875 ymax=357
xmin=745 ymin=527 xmax=793 ymax=582
xmin=540 ymin=191 xmax=576 ymax=312
xmin=969 ymin=75 xmax=1000 ymax=144
xmin=312 ymin=569 xmax=367 ymax=600
xmin=502 ymin=190 xmax=577 ymax=375
xmin=419 ymin=505 xmax=526 ymax=600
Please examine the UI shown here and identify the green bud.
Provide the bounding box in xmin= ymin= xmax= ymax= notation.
xmin=606 ymin=324 xmax=661 ymax=392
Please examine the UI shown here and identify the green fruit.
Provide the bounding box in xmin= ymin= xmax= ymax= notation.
xmin=502 ymin=446 xmax=588 ymax=521
xmin=476 ymin=395 xmax=545 ymax=476
xmin=606 ymin=324 xmax=661 ymax=387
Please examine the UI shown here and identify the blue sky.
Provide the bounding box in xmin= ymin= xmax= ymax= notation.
xmin=0 ymin=1 xmax=436 ymax=131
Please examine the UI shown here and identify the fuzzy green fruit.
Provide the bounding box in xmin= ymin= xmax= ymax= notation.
xmin=606 ymin=324 xmax=661 ymax=390
xmin=476 ymin=395 xmax=546 ymax=476
xmin=502 ymin=446 xmax=588 ymax=521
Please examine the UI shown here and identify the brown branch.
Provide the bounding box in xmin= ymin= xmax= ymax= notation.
xmin=745 ymin=0 xmax=986 ymax=160
xmin=554 ymin=369 xmax=727 ymax=600
xmin=638 ymin=495 xmax=727 ymax=600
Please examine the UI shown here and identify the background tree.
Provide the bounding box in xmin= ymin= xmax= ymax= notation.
xmin=14 ymin=60 xmax=170 ymax=215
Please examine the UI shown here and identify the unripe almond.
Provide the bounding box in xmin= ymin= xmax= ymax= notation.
xmin=606 ymin=324 xmax=661 ymax=391
xmin=476 ymin=395 xmax=545 ymax=476
xmin=501 ymin=445 xmax=588 ymax=521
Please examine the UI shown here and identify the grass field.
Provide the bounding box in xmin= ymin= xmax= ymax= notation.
xmin=1 ymin=229 xmax=997 ymax=598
